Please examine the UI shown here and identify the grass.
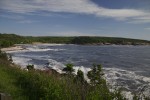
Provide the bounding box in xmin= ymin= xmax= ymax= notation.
xmin=0 ymin=61 xmax=22 ymax=99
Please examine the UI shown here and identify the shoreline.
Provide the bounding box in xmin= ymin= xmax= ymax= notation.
xmin=1 ymin=43 xmax=149 ymax=52
xmin=1 ymin=45 xmax=25 ymax=52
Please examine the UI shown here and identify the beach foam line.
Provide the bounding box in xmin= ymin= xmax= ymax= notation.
xmin=6 ymin=47 xmax=66 ymax=53
xmin=33 ymin=43 xmax=66 ymax=46
xmin=27 ymin=48 xmax=65 ymax=52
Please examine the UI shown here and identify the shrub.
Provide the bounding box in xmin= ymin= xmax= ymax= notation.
xmin=87 ymin=64 xmax=105 ymax=86
xmin=26 ymin=64 xmax=34 ymax=70
xmin=76 ymin=69 xmax=84 ymax=83
xmin=0 ymin=50 xmax=8 ymax=60
xmin=63 ymin=63 xmax=74 ymax=74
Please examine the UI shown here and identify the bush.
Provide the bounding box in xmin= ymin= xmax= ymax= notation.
xmin=26 ymin=64 xmax=34 ymax=70
xmin=0 ymin=50 xmax=8 ymax=60
xmin=76 ymin=70 xmax=84 ymax=83
xmin=63 ymin=63 xmax=74 ymax=74
xmin=87 ymin=64 xmax=105 ymax=86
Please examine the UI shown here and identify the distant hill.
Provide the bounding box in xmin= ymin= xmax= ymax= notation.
xmin=71 ymin=36 xmax=150 ymax=45
xmin=0 ymin=33 xmax=150 ymax=47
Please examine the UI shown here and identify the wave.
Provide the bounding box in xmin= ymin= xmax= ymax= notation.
xmin=35 ymin=43 xmax=66 ymax=46
xmin=27 ymin=47 xmax=65 ymax=52
xmin=73 ymin=66 xmax=91 ymax=81
xmin=6 ymin=48 xmax=65 ymax=53
xmin=45 ymin=59 xmax=66 ymax=73
xmin=12 ymin=56 xmax=32 ymax=68
xmin=12 ymin=56 xmax=47 ymax=70
xmin=104 ymin=67 xmax=150 ymax=98
xmin=41 ymin=59 xmax=92 ymax=81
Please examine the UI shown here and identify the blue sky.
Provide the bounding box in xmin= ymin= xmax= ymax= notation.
xmin=0 ymin=0 xmax=150 ymax=40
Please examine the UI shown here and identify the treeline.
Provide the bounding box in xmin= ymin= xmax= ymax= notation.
xmin=26 ymin=36 xmax=74 ymax=44
xmin=0 ymin=33 xmax=31 ymax=47
xmin=71 ymin=36 xmax=150 ymax=45
xmin=1 ymin=33 xmax=150 ymax=48
xmin=0 ymin=33 xmax=74 ymax=47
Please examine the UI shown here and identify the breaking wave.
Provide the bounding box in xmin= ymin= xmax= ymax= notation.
xmin=104 ymin=68 xmax=150 ymax=99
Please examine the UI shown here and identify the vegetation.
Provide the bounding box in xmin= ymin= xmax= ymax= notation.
xmin=26 ymin=64 xmax=34 ymax=70
xmin=0 ymin=33 xmax=30 ymax=48
xmin=0 ymin=33 xmax=150 ymax=48
xmin=71 ymin=36 xmax=150 ymax=45
xmin=87 ymin=64 xmax=105 ymax=86
xmin=76 ymin=70 xmax=84 ymax=83
xmin=63 ymin=63 xmax=74 ymax=74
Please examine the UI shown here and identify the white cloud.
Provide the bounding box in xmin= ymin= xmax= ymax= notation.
xmin=128 ymin=16 xmax=150 ymax=24
xmin=17 ymin=20 xmax=35 ymax=23
xmin=1 ymin=0 xmax=150 ymax=23
xmin=0 ymin=14 xmax=35 ymax=23
xmin=50 ymin=31 xmax=94 ymax=36
xmin=144 ymin=27 xmax=150 ymax=30
xmin=0 ymin=14 xmax=24 ymax=20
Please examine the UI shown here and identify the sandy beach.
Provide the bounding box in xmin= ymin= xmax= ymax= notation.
xmin=1 ymin=45 xmax=25 ymax=52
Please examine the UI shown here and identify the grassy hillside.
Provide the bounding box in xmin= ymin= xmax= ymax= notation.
xmin=0 ymin=34 xmax=32 ymax=47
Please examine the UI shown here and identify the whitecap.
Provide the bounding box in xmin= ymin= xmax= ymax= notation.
xmin=45 ymin=59 xmax=66 ymax=73
xmin=73 ymin=66 xmax=91 ymax=80
xmin=104 ymin=67 xmax=150 ymax=99
xmin=12 ymin=56 xmax=32 ymax=68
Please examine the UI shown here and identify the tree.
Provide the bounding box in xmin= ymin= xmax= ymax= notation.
xmin=76 ymin=69 xmax=84 ymax=83
xmin=26 ymin=64 xmax=34 ymax=70
xmin=63 ymin=63 xmax=74 ymax=74
xmin=87 ymin=64 xmax=105 ymax=86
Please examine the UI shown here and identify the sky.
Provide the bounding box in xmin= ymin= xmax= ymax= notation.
xmin=0 ymin=0 xmax=150 ymax=40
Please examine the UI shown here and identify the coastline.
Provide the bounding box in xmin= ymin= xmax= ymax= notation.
xmin=1 ymin=42 xmax=149 ymax=52
xmin=1 ymin=45 xmax=25 ymax=52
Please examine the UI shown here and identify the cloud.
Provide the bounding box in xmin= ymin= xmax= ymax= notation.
xmin=144 ymin=27 xmax=150 ymax=30
xmin=49 ymin=31 xmax=94 ymax=36
xmin=1 ymin=0 xmax=150 ymax=23
xmin=0 ymin=14 xmax=36 ymax=24
xmin=17 ymin=20 xmax=35 ymax=23
xmin=128 ymin=16 xmax=150 ymax=24
xmin=0 ymin=14 xmax=24 ymax=20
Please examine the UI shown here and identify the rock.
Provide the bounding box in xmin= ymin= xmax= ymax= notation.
xmin=0 ymin=93 xmax=12 ymax=100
